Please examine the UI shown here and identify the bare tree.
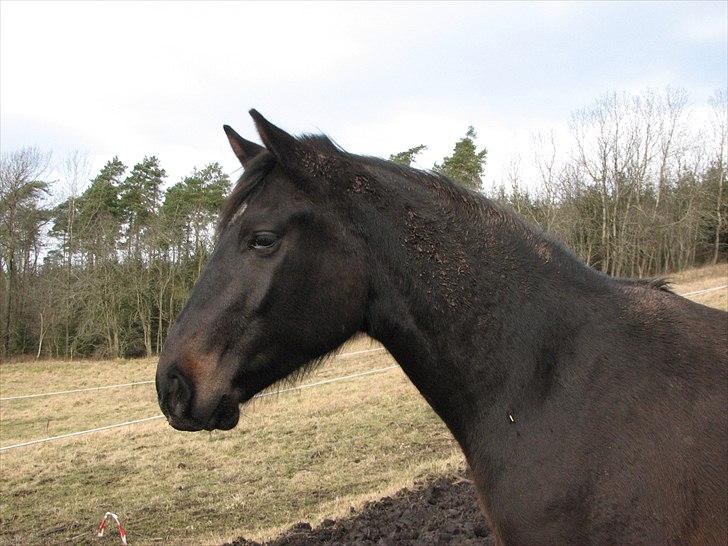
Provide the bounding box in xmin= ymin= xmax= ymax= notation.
xmin=56 ymin=151 xmax=91 ymax=357
xmin=1 ymin=88 xmax=725 ymax=360
xmin=708 ymin=90 xmax=727 ymax=264
xmin=0 ymin=148 xmax=51 ymax=356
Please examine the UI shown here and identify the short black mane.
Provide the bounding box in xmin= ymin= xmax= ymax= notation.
xmin=219 ymin=135 xmax=672 ymax=294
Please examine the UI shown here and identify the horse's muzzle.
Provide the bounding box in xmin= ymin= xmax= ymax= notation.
xmin=156 ymin=364 xmax=240 ymax=431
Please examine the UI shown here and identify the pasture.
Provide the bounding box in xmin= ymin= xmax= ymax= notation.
xmin=0 ymin=264 xmax=726 ymax=545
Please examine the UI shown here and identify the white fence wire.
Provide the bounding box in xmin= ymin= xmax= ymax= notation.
xmin=678 ymin=284 xmax=727 ymax=297
xmin=0 ymin=347 xmax=386 ymax=401
xmin=0 ymin=364 xmax=398 ymax=452
xmin=1 ymin=284 xmax=724 ymax=451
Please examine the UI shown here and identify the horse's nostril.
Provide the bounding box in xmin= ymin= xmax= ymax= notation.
xmin=166 ymin=368 xmax=193 ymax=417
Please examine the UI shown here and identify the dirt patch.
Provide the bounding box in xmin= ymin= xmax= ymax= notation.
xmin=224 ymin=472 xmax=493 ymax=545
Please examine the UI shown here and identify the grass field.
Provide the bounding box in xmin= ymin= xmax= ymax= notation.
xmin=1 ymin=264 xmax=726 ymax=545
xmin=670 ymin=262 xmax=728 ymax=311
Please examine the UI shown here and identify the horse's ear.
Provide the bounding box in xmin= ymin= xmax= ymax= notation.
xmin=223 ymin=125 xmax=265 ymax=167
xmin=249 ymin=109 xmax=297 ymax=165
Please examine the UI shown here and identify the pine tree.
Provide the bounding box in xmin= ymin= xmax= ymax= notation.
xmin=161 ymin=162 xmax=230 ymax=261
xmin=389 ymin=145 xmax=427 ymax=167
xmin=435 ymin=127 xmax=488 ymax=191
xmin=119 ymin=156 xmax=165 ymax=258
xmin=77 ymin=157 xmax=126 ymax=259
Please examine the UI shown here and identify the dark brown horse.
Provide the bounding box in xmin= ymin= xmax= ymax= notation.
xmin=156 ymin=111 xmax=728 ymax=545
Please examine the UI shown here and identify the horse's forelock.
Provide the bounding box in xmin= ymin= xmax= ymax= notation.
xmin=217 ymin=152 xmax=276 ymax=234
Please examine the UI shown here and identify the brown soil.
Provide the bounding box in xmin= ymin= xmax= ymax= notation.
xmin=224 ymin=472 xmax=494 ymax=546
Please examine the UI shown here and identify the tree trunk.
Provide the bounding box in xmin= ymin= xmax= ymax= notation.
xmin=3 ymin=256 xmax=14 ymax=356
xmin=36 ymin=312 xmax=44 ymax=359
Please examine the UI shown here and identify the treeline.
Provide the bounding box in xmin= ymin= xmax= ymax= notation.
xmin=1 ymin=88 xmax=726 ymax=359
xmin=1 ymin=153 xmax=230 ymax=358
xmin=501 ymin=88 xmax=726 ymax=278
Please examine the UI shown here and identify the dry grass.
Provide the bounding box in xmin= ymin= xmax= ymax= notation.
xmin=1 ymin=265 xmax=726 ymax=545
xmin=0 ymin=339 xmax=461 ymax=546
xmin=669 ymin=262 xmax=728 ymax=311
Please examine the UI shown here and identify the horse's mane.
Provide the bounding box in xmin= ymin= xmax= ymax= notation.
xmin=617 ymin=277 xmax=673 ymax=293
xmin=218 ymin=134 xmax=671 ymax=294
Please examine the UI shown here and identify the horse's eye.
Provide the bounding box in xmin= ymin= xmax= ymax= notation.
xmin=249 ymin=232 xmax=280 ymax=252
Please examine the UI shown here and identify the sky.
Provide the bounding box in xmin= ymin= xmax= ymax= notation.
xmin=1 ymin=1 xmax=726 ymax=197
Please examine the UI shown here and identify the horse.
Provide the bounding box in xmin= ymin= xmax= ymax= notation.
xmin=156 ymin=111 xmax=728 ymax=545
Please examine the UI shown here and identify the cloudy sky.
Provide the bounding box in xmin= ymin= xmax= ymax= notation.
xmin=1 ymin=1 xmax=726 ymax=194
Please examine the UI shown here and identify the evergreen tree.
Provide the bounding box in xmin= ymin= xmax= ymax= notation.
xmin=389 ymin=145 xmax=427 ymax=167
xmin=120 ymin=156 xmax=165 ymax=227
xmin=3 ymin=88 xmax=728 ymax=360
xmin=76 ymin=157 xmax=126 ymax=261
xmin=435 ymin=127 xmax=487 ymax=191
xmin=119 ymin=156 xmax=165 ymax=257
xmin=161 ymin=162 xmax=230 ymax=261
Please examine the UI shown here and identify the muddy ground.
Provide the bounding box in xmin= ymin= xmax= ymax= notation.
xmin=224 ymin=472 xmax=494 ymax=545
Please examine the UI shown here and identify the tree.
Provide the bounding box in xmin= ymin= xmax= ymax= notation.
xmin=435 ymin=127 xmax=487 ymax=191
xmin=119 ymin=156 xmax=165 ymax=259
xmin=76 ymin=157 xmax=126 ymax=264
xmin=67 ymin=158 xmax=127 ymax=356
xmin=0 ymin=148 xmax=50 ymax=356
xmin=157 ymin=163 xmax=230 ymax=350
xmin=708 ymin=90 xmax=727 ymax=263
xmin=2 ymin=88 xmax=727 ymax=360
xmin=47 ymin=153 xmax=87 ymax=357
xmin=162 ymin=163 xmax=229 ymax=261
xmin=389 ymin=145 xmax=427 ymax=167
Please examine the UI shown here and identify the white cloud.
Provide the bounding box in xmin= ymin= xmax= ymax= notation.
xmin=677 ymin=9 xmax=727 ymax=44
xmin=1 ymin=1 xmax=725 ymax=193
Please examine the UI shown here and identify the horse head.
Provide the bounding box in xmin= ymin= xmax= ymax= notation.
xmin=156 ymin=111 xmax=368 ymax=431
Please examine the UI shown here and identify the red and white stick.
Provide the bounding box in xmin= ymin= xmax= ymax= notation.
xmin=96 ymin=512 xmax=128 ymax=545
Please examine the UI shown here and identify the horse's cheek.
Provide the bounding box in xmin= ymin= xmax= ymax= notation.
xmin=325 ymin=255 xmax=367 ymax=330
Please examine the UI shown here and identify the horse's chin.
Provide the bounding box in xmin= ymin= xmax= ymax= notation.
xmin=204 ymin=406 xmax=240 ymax=431
xmin=165 ymin=394 xmax=241 ymax=432
xmin=166 ymin=415 xmax=206 ymax=432
xmin=203 ymin=394 xmax=241 ymax=431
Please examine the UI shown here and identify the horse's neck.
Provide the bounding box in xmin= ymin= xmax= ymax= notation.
xmin=359 ymin=176 xmax=596 ymax=449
